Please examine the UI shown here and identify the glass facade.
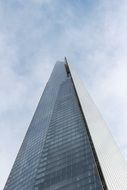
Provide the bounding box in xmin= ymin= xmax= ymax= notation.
xmin=4 ymin=62 xmax=104 ymax=190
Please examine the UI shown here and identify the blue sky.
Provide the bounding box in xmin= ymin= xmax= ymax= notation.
xmin=1 ymin=0 xmax=127 ymax=189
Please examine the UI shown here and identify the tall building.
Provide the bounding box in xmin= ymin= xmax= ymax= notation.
xmin=4 ymin=60 xmax=127 ymax=190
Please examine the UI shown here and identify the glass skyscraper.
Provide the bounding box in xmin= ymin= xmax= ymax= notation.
xmin=4 ymin=60 xmax=127 ymax=190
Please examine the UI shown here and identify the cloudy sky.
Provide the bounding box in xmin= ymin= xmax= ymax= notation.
xmin=1 ymin=0 xmax=127 ymax=189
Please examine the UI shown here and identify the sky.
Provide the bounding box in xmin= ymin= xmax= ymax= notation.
xmin=0 ymin=0 xmax=127 ymax=189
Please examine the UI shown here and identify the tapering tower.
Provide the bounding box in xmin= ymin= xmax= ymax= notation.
xmin=4 ymin=60 xmax=127 ymax=190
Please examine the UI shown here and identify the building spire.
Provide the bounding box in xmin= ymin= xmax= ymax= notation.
xmin=64 ymin=57 xmax=68 ymax=64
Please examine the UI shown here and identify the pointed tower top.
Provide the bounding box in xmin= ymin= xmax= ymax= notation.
xmin=64 ymin=57 xmax=68 ymax=64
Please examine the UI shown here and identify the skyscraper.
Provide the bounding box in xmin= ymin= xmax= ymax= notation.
xmin=4 ymin=60 xmax=127 ymax=190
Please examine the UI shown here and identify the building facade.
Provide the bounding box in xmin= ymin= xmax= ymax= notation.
xmin=4 ymin=60 xmax=127 ymax=190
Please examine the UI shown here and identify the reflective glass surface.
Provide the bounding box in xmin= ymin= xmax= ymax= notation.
xmin=33 ymin=78 xmax=103 ymax=190
xmin=4 ymin=63 xmax=67 ymax=190
xmin=4 ymin=63 xmax=103 ymax=190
